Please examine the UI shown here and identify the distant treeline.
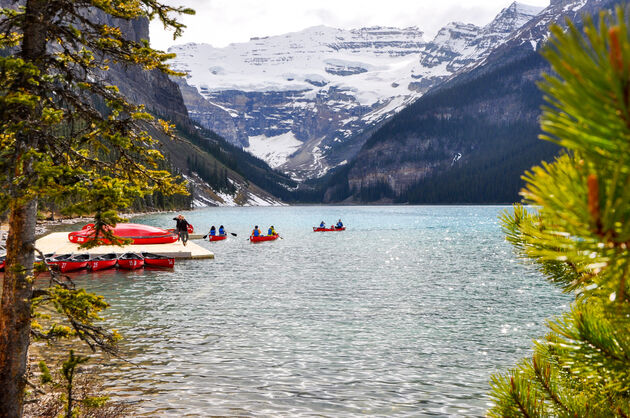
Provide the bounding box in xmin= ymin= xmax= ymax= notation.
xmin=316 ymin=49 xmax=558 ymax=204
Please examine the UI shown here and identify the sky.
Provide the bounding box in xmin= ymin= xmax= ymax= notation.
xmin=149 ymin=0 xmax=550 ymax=51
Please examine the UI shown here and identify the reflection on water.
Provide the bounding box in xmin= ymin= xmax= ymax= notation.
xmin=58 ymin=206 xmax=567 ymax=416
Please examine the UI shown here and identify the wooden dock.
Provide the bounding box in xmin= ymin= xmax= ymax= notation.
xmin=35 ymin=232 xmax=214 ymax=260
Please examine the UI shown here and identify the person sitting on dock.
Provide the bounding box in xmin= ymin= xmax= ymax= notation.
xmin=209 ymin=226 xmax=216 ymax=236
xmin=219 ymin=225 xmax=226 ymax=236
xmin=268 ymin=225 xmax=276 ymax=236
xmin=252 ymin=225 xmax=261 ymax=237
xmin=319 ymin=221 xmax=326 ymax=228
xmin=335 ymin=219 xmax=343 ymax=229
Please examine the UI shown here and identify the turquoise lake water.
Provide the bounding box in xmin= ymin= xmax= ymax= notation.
xmin=65 ymin=206 xmax=569 ymax=416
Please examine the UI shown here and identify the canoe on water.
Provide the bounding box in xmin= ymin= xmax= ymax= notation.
xmin=209 ymin=235 xmax=228 ymax=242
xmin=313 ymin=227 xmax=346 ymax=232
xmin=117 ymin=253 xmax=144 ymax=270
xmin=88 ymin=253 xmax=118 ymax=271
xmin=141 ymin=252 xmax=175 ymax=268
xmin=250 ymin=234 xmax=279 ymax=243
xmin=48 ymin=254 xmax=90 ymax=273
xmin=68 ymin=223 xmax=179 ymax=245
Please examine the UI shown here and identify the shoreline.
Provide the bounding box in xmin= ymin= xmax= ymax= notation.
xmin=0 ymin=209 xmax=179 ymax=247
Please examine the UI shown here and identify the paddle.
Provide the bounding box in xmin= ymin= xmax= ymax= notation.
xmin=230 ymin=232 xmax=238 ymax=237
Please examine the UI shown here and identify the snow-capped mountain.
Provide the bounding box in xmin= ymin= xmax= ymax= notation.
xmin=169 ymin=2 xmax=542 ymax=180
xmin=321 ymin=0 xmax=613 ymax=204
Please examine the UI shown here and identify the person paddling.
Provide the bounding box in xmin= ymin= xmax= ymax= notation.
xmin=173 ymin=214 xmax=190 ymax=246
xmin=319 ymin=221 xmax=326 ymax=228
xmin=268 ymin=225 xmax=276 ymax=236
xmin=218 ymin=225 xmax=226 ymax=236
xmin=209 ymin=225 xmax=216 ymax=236
xmin=335 ymin=219 xmax=343 ymax=229
xmin=251 ymin=225 xmax=261 ymax=237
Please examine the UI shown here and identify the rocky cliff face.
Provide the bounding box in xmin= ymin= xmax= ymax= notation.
xmin=169 ymin=2 xmax=542 ymax=181
xmin=81 ymin=9 xmax=195 ymax=133
xmin=325 ymin=0 xmax=615 ymax=204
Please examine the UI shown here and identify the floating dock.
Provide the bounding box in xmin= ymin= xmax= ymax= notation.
xmin=35 ymin=232 xmax=214 ymax=260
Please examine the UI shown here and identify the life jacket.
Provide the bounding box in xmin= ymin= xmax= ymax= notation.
xmin=337 ymin=222 xmax=343 ymax=228
xmin=320 ymin=222 xmax=325 ymax=228
xmin=268 ymin=228 xmax=275 ymax=236
xmin=253 ymin=229 xmax=260 ymax=237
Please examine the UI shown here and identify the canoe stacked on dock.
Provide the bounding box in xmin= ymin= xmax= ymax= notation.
xmin=68 ymin=223 xmax=180 ymax=245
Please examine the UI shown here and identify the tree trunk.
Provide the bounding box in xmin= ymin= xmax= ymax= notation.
xmin=0 ymin=200 xmax=38 ymax=418
xmin=0 ymin=0 xmax=47 ymax=415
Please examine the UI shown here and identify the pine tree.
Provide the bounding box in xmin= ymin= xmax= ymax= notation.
xmin=0 ymin=1 xmax=193 ymax=415
xmin=488 ymin=7 xmax=630 ymax=416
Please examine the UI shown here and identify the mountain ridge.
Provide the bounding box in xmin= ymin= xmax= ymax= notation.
xmin=321 ymin=0 xmax=615 ymax=204
xmin=169 ymin=1 xmax=543 ymax=181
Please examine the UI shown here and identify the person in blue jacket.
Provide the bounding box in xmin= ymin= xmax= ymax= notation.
xmin=251 ymin=225 xmax=261 ymax=237
xmin=218 ymin=225 xmax=226 ymax=236
xmin=320 ymin=221 xmax=326 ymax=228
xmin=209 ymin=225 xmax=216 ymax=236
xmin=335 ymin=219 xmax=343 ymax=229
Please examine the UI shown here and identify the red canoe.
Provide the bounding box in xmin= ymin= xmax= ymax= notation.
xmin=88 ymin=254 xmax=118 ymax=271
xmin=313 ymin=227 xmax=346 ymax=232
xmin=209 ymin=235 xmax=227 ymax=242
xmin=250 ymin=234 xmax=279 ymax=243
xmin=49 ymin=254 xmax=90 ymax=273
xmin=68 ymin=223 xmax=179 ymax=245
xmin=141 ymin=252 xmax=175 ymax=268
xmin=117 ymin=253 xmax=144 ymax=270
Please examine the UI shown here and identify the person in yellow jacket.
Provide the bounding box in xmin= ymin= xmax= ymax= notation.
xmin=267 ymin=225 xmax=276 ymax=236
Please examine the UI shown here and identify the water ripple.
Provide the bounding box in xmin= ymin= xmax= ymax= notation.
xmin=69 ymin=206 xmax=568 ymax=416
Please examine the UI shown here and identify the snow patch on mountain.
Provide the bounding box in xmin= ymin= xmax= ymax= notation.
xmin=171 ymin=25 xmax=429 ymax=108
xmin=245 ymin=132 xmax=303 ymax=168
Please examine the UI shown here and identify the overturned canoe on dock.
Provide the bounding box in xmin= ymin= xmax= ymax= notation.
xmin=68 ymin=223 xmax=178 ymax=245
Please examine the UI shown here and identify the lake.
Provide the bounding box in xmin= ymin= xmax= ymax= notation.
xmin=66 ymin=206 xmax=568 ymax=416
